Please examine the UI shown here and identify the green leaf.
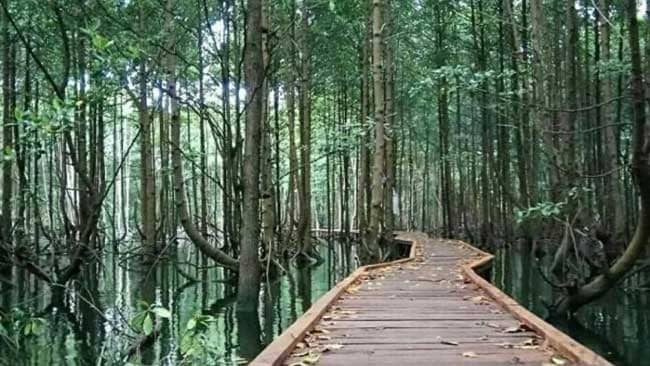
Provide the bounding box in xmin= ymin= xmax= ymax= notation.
xmin=91 ymin=34 xmax=111 ymax=50
xmin=30 ymin=319 xmax=46 ymax=336
xmin=152 ymin=307 xmax=171 ymax=319
xmin=136 ymin=300 xmax=149 ymax=311
xmin=142 ymin=315 xmax=153 ymax=336
xmin=3 ymin=146 xmax=14 ymax=161
xmin=180 ymin=333 xmax=194 ymax=354
xmin=130 ymin=312 xmax=146 ymax=331
xmin=126 ymin=45 xmax=141 ymax=58
xmin=186 ymin=317 xmax=197 ymax=331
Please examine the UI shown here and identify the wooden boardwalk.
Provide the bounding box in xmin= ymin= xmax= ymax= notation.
xmin=251 ymin=232 xmax=612 ymax=366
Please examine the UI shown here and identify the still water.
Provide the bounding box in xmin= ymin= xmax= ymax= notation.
xmin=0 ymin=238 xmax=357 ymax=366
xmin=491 ymin=243 xmax=650 ymax=366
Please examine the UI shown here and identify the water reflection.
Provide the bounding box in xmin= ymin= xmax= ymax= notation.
xmin=492 ymin=242 xmax=650 ymax=366
xmin=78 ymin=263 xmax=105 ymax=365
xmin=1 ymin=238 xmax=356 ymax=365
xmin=297 ymin=266 xmax=312 ymax=310
xmin=237 ymin=311 xmax=263 ymax=361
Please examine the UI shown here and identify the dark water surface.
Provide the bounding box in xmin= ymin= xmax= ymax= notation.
xmin=491 ymin=243 xmax=650 ymax=366
xmin=1 ymin=238 xmax=358 ymax=365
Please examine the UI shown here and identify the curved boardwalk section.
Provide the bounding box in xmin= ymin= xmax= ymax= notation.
xmin=252 ymin=232 xmax=612 ymax=366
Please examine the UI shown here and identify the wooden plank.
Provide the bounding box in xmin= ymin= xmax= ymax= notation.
xmin=322 ymin=319 xmax=520 ymax=330
xmin=285 ymin=352 xmax=549 ymax=366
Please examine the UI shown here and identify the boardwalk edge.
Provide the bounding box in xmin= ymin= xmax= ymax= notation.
xmin=249 ymin=232 xmax=419 ymax=366
xmin=458 ymin=240 xmax=613 ymax=366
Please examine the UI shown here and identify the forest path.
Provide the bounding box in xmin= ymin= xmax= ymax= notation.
xmin=253 ymin=232 xmax=610 ymax=366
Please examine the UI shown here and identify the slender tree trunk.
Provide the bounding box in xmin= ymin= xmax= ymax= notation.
xmin=261 ymin=3 xmax=275 ymax=251
xmin=561 ymin=0 xmax=578 ymax=196
xmin=421 ymin=122 xmax=430 ymax=231
xmin=357 ymin=12 xmax=370 ymax=236
xmin=297 ymin=0 xmax=313 ymax=258
xmin=220 ymin=0 xmax=235 ymax=251
xmin=439 ymin=83 xmax=453 ymax=237
xmin=285 ymin=7 xmax=298 ymax=240
xmin=232 ymin=0 xmax=244 ymax=250
xmin=504 ymin=0 xmax=529 ymax=206
xmin=1 ymin=0 xmax=13 ymax=282
xmin=384 ymin=2 xmax=395 ymax=238
xmin=367 ymin=0 xmax=386 ymax=261
xmin=531 ymin=0 xmax=557 ymax=201
xmin=471 ymin=0 xmax=492 ymax=245
xmin=599 ymin=0 xmax=625 ymax=241
xmin=140 ymin=2 xmax=155 ymax=254
xmin=237 ymin=0 xmax=264 ymax=311
xmin=198 ymin=11 xmax=208 ymax=238
xmin=16 ymin=34 xmax=29 ymax=251
xmin=273 ymin=81 xmax=282 ymax=243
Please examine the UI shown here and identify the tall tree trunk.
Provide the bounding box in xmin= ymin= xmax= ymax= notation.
xmin=531 ymin=0 xmax=557 ymax=201
xmin=220 ymin=0 xmax=235 ymax=251
xmin=197 ymin=9 xmax=208 ymax=238
xmin=599 ymin=0 xmax=625 ymax=241
xmin=1 ymin=0 xmax=13 ymax=283
xmin=140 ymin=2 xmax=155 ymax=254
xmin=435 ymin=4 xmax=453 ymax=238
xmin=261 ymin=3 xmax=275 ymax=252
xmin=561 ymin=0 xmax=578 ymax=198
xmin=232 ymin=0 xmax=244 ymax=251
xmin=237 ymin=0 xmax=264 ymax=311
xmin=16 ymin=32 xmax=29 ymax=252
xmin=439 ymin=83 xmax=453 ymax=237
xmin=504 ymin=0 xmax=529 ymax=206
xmin=471 ymin=0 xmax=492 ymax=245
xmin=297 ymin=0 xmax=313 ymax=258
xmin=339 ymin=85 xmax=351 ymax=235
xmin=285 ymin=8 xmax=298 ymax=241
xmin=384 ymin=1 xmax=395 ymax=239
xmin=357 ymin=7 xmax=370 ymax=236
xmin=366 ymin=0 xmax=386 ymax=261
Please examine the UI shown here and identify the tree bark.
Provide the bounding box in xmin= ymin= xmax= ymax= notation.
xmin=599 ymin=0 xmax=625 ymax=241
xmin=139 ymin=1 xmax=156 ymax=254
xmin=384 ymin=0 xmax=395 ymax=239
xmin=237 ymin=0 xmax=264 ymax=311
xmin=296 ymin=0 xmax=313 ymax=258
xmin=366 ymin=0 xmax=386 ymax=261
xmin=285 ymin=9 xmax=298 ymax=240
xmin=0 ymin=0 xmax=12 ymax=283
xmin=357 ymin=15 xmax=370 ymax=235
xmin=261 ymin=3 xmax=275 ymax=252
